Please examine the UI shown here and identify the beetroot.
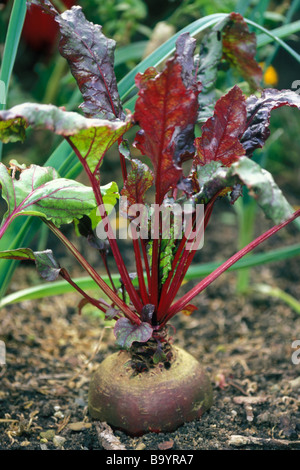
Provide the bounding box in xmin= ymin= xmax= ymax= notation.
xmin=88 ymin=346 xmax=213 ymax=436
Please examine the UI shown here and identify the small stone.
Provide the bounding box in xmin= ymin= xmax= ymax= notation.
xmin=135 ymin=442 xmax=146 ymax=450
xmin=40 ymin=444 xmax=48 ymax=450
xmin=20 ymin=440 xmax=30 ymax=447
xmin=256 ymin=411 xmax=278 ymax=426
xmin=158 ymin=440 xmax=174 ymax=450
xmin=54 ymin=411 xmax=64 ymax=419
xmin=40 ymin=429 xmax=56 ymax=440
xmin=228 ymin=435 xmax=250 ymax=447
xmin=68 ymin=421 xmax=92 ymax=432
xmin=53 ymin=435 xmax=66 ymax=448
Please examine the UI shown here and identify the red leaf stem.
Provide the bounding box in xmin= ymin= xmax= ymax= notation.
xmin=132 ymin=237 xmax=150 ymax=305
xmin=65 ymin=137 xmax=143 ymax=313
xmin=163 ymin=209 xmax=300 ymax=324
xmin=59 ymin=268 xmax=107 ymax=313
xmin=44 ymin=219 xmax=141 ymax=324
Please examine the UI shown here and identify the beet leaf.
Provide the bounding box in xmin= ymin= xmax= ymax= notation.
xmin=57 ymin=6 xmax=125 ymax=120
xmin=114 ymin=317 xmax=153 ymax=350
xmin=134 ymin=36 xmax=200 ymax=205
xmin=0 ymin=103 xmax=131 ymax=174
xmin=0 ymin=248 xmax=61 ymax=281
xmin=195 ymin=85 xmax=247 ymax=167
xmin=195 ymin=156 xmax=295 ymax=224
xmin=241 ymin=88 xmax=300 ymax=157
xmin=29 ymin=1 xmax=124 ymax=121
xmin=222 ymin=12 xmax=263 ymax=91
xmin=0 ymin=162 xmax=98 ymax=232
xmin=120 ymin=159 xmax=154 ymax=217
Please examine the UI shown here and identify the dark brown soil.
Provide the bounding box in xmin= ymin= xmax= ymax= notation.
xmin=0 ymin=205 xmax=300 ymax=451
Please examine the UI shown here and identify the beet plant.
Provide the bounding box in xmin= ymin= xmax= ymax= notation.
xmin=0 ymin=2 xmax=300 ymax=435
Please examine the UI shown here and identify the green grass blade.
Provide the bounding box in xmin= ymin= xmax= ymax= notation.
xmin=250 ymin=0 xmax=271 ymax=26
xmin=256 ymin=20 xmax=300 ymax=49
xmin=235 ymin=0 xmax=252 ymax=16
xmin=115 ymin=41 xmax=148 ymax=67
xmin=262 ymin=0 xmax=300 ymax=68
xmin=0 ymin=1 xmax=27 ymax=108
xmin=0 ymin=275 xmax=106 ymax=308
xmin=0 ymin=0 xmax=27 ymax=160
xmin=253 ymin=283 xmax=300 ymax=314
xmin=249 ymin=19 xmax=300 ymax=63
xmin=2 ymin=242 xmax=300 ymax=308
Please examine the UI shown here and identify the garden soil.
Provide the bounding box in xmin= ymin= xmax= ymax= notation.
xmin=0 ymin=200 xmax=300 ymax=451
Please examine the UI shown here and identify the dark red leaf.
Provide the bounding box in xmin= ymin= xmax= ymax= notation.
xmin=55 ymin=5 xmax=124 ymax=120
xmin=241 ymin=88 xmax=300 ymax=157
xmin=194 ymin=85 xmax=247 ymax=167
xmin=222 ymin=12 xmax=263 ymax=91
xmin=134 ymin=53 xmax=199 ymax=203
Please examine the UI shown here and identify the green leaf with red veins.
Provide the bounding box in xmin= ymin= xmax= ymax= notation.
xmin=195 ymin=86 xmax=247 ymax=167
xmin=134 ymin=59 xmax=199 ymax=204
xmin=0 ymin=103 xmax=132 ymax=173
xmin=55 ymin=5 xmax=124 ymax=120
xmin=120 ymin=159 xmax=154 ymax=218
xmin=114 ymin=318 xmax=153 ymax=349
xmin=241 ymin=88 xmax=300 ymax=157
xmin=0 ymin=162 xmax=97 ymax=230
xmin=222 ymin=12 xmax=263 ymax=92
xmin=0 ymin=248 xmax=61 ymax=281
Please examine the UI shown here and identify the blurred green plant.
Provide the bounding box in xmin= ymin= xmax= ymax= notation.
xmin=80 ymin=0 xmax=149 ymax=45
